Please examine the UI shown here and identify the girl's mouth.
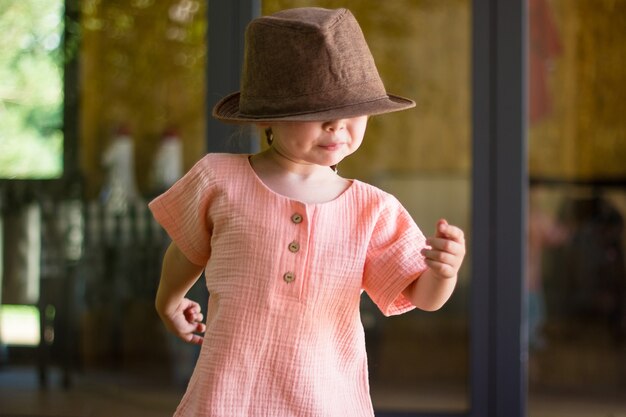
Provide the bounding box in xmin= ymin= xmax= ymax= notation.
xmin=319 ymin=143 xmax=344 ymax=151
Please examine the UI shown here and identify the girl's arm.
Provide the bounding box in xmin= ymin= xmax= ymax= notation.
xmin=403 ymin=219 xmax=465 ymax=311
xmin=155 ymin=241 xmax=206 ymax=344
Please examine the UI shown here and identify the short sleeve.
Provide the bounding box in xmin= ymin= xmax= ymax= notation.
xmin=148 ymin=156 xmax=216 ymax=266
xmin=363 ymin=197 xmax=428 ymax=317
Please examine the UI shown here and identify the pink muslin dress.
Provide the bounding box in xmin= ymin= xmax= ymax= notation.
xmin=149 ymin=153 xmax=427 ymax=417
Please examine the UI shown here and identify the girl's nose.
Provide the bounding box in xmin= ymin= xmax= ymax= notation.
xmin=323 ymin=119 xmax=346 ymax=132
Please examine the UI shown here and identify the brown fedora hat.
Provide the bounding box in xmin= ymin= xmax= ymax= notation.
xmin=212 ymin=7 xmax=416 ymax=123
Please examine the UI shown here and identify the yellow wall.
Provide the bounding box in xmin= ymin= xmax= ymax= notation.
xmin=79 ymin=0 xmax=206 ymax=198
xmin=529 ymin=0 xmax=626 ymax=179
xmin=78 ymin=1 xmax=626 ymax=197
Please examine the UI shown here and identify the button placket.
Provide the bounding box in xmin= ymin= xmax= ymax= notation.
xmin=278 ymin=207 xmax=308 ymax=297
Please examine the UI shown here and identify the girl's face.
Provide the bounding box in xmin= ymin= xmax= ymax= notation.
xmin=268 ymin=116 xmax=368 ymax=168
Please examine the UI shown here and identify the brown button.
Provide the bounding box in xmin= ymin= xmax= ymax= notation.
xmin=283 ymin=272 xmax=295 ymax=283
xmin=291 ymin=213 xmax=303 ymax=224
xmin=288 ymin=241 xmax=300 ymax=253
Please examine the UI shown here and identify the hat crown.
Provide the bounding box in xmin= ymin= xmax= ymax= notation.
xmin=212 ymin=7 xmax=415 ymax=122
xmin=239 ymin=8 xmax=387 ymax=118
xmin=264 ymin=7 xmax=345 ymax=30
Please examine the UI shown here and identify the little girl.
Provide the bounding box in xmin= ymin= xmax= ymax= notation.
xmin=150 ymin=7 xmax=465 ymax=417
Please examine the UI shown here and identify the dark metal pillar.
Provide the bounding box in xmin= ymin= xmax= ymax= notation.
xmin=471 ymin=1 xmax=528 ymax=417
xmin=206 ymin=0 xmax=261 ymax=153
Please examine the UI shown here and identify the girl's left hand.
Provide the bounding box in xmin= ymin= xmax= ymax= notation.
xmin=158 ymin=297 xmax=206 ymax=345
xmin=421 ymin=219 xmax=466 ymax=279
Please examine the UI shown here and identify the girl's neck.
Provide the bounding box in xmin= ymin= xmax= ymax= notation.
xmin=254 ymin=148 xmax=332 ymax=179
xmin=249 ymin=150 xmax=351 ymax=204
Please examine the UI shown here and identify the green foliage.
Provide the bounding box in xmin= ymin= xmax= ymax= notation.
xmin=0 ymin=0 xmax=64 ymax=179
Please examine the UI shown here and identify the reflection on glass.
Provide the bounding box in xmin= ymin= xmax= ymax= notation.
xmin=71 ymin=0 xmax=206 ymax=405
xmin=262 ymin=1 xmax=472 ymax=413
xmin=0 ymin=0 xmax=64 ymax=179
xmin=80 ymin=0 xmax=207 ymax=199
xmin=527 ymin=0 xmax=626 ymax=414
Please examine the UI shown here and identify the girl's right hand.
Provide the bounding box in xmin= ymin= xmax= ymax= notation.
xmin=158 ymin=298 xmax=206 ymax=345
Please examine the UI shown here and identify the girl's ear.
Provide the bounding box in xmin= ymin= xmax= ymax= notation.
xmin=264 ymin=127 xmax=273 ymax=146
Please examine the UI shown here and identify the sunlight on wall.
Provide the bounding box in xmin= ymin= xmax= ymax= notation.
xmin=0 ymin=305 xmax=40 ymax=346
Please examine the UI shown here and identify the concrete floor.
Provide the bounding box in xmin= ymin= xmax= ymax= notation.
xmin=0 ymin=366 xmax=180 ymax=417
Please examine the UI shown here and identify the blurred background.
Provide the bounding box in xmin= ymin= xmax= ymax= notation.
xmin=0 ymin=0 xmax=624 ymax=416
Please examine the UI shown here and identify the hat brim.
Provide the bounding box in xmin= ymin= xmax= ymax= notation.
xmin=212 ymin=92 xmax=416 ymax=123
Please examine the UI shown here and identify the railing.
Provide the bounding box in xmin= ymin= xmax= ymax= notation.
xmin=3 ymin=197 xmax=169 ymax=387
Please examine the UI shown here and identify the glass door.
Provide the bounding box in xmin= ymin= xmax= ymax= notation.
xmin=262 ymin=1 xmax=473 ymax=414
xmin=526 ymin=1 xmax=626 ymax=415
